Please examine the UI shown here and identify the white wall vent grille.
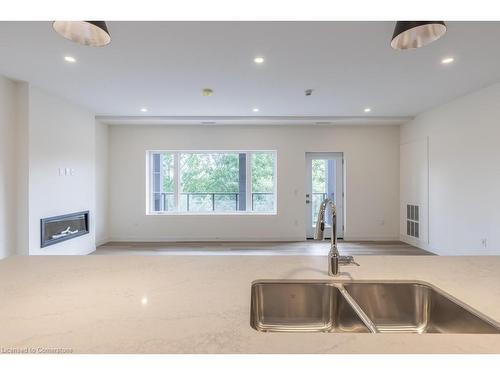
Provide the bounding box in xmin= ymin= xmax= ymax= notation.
xmin=406 ymin=204 xmax=419 ymax=238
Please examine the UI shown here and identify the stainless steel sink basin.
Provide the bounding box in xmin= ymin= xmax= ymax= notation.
xmin=343 ymin=281 xmax=500 ymax=334
xmin=250 ymin=280 xmax=500 ymax=334
xmin=250 ymin=281 xmax=370 ymax=333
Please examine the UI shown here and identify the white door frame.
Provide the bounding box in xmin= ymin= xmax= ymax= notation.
xmin=305 ymin=152 xmax=344 ymax=239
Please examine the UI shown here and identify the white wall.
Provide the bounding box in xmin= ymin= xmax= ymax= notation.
xmin=400 ymin=138 xmax=429 ymax=248
xmin=95 ymin=120 xmax=109 ymax=246
xmin=108 ymin=125 xmax=400 ymax=242
xmin=15 ymin=81 xmax=30 ymax=256
xmin=27 ymin=86 xmax=96 ymax=255
xmin=0 ymin=76 xmax=17 ymax=259
xmin=401 ymin=81 xmax=500 ymax=255
xmin=0 ymin=77 xmax=99 ymax=257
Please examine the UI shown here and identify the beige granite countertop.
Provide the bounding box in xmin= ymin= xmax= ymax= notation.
xmin=1 ymin=254 xmax=500 ymax=354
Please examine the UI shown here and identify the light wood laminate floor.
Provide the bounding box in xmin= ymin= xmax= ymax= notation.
xmin=93 ymin=240 xmax=433 ymax=256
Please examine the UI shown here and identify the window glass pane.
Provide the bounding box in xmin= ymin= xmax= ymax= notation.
xmin=153 ymin=192 xmax=161 ymax=212
xmin=312 ymin=160 xmax=326 ymax=193
xmin=179 ymin=193 xmax=187 ymax=212
xmin=251 ymin=152 xmax=275 ymax=212
xmin=162 ymin=193 xmax=175 ymax=212
xmin=312 ymin=160 xmax=328 ymax=225
xmin=153 ymin=175 xmax=161 ymax=193
xmin=151 ymin=153 xmax=174 ymax=212
xmin=150 ymin=151 xmax=277 ymax=214
xmin=152 ymin=153 xmax=162 ymax=193
xmin=161 ymin=152 xmax=175 ymax=212
xmin=153 ymin=153 xmax=161 ymax=173
xmin=185 ymin=193 xmax=213 ymax=212
xmin=162 ymin=153 xmax=174 ymax=193
xmin=215 ymin=193 xmax=239 ymax=211
xmin=180 ymin=153 xmax=239 ymax=212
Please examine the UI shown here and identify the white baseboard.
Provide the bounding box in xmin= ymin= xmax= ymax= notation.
xmin=96 ymin=237 xmax=110 ymax=247
xmin=29 ymin=247 xmax=96 ymax=256
xmin=107 ymin=236 xmax=305 ymax=243
xmin=106 ymin=235 xmax=401 ymax=243
xmin=342 ymin=236 xmax=400 ymax=241
xmin=400 ymin=236 xmax=500 ymax=256
xmin=400 ymin=235 xmax=438 ymax=254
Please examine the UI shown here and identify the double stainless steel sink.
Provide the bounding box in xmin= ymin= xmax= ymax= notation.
xmin=250 ymin=280 xmax=500 ymax=334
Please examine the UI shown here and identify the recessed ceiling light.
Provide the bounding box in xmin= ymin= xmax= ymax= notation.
xmin=140 ymin=108 xmax=148 ymax=113
xmin=364 ymin=108 xmax=372 ymax=113
xmin=64 ymin=56 xmax=76 ymax=63
xmin=252 ymin=108 xmax=260 ymax=112
xmin=441 ymin=57 xmax=455 ymax=64
xmin=253 ymin=57 xmax=265 ymax=64
xmin=202 ymin=88 xmax=214 ymax=97
xmin=141 ymin=297 xmax=148 ymax=305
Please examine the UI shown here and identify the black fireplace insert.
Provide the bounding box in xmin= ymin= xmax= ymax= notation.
xmin=40 ymin=211 xmax=89 ymax=248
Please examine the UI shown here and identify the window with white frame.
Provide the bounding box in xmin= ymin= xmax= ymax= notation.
xmin=148 ymin=151 xmax=276 ymax=214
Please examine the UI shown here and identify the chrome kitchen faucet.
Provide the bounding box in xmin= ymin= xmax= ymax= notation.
xmin=314 ymin=198 xmax=359 ymax=276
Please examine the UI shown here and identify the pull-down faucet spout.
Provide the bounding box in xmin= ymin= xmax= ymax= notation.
xmin=314 ymin=198 xmax=358 ymax=276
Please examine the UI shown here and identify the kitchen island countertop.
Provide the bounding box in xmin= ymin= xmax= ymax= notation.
xmin=1 ymin=254 xmax=499 ymax=353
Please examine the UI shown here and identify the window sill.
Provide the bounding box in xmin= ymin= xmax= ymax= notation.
xmin=146 ymin=211 xmax=277 ymax=216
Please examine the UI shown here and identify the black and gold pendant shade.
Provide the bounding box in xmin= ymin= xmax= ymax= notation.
xmin=391 ymin=21 xmax=446 ymax=50
xmin=53 ymin=21 xmax=111 ymax=47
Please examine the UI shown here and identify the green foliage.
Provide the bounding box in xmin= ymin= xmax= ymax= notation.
xmin=180 ymin=153 xmax=239 ymax=192
xmin=161 ymin=152 xmax=275 ymax=194
xmin=252 ymin=153 xmax=274 ymax=192
xmin=162 ymin=153 xmax=174 ymax=192
xmin=312 ymin=159 xmax=326 ymax=193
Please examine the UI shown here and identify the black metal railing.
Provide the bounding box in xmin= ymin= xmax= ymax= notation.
xmin=250 ymin=192 xmax=274 ymax=211
xmin=184 ymin=192 xmax=239 ymax=211
xmin=155 ymin=192 xmax=274 ymax=212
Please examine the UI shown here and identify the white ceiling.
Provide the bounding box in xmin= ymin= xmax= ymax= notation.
xmin=1 ymin=21 xmax=500 ymax=119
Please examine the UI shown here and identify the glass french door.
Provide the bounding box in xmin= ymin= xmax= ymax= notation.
xmin=305 ymin=152 xmax=344 ymax=239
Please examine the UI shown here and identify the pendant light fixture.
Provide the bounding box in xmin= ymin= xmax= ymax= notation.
xmin=391 ymin=21 xmax=446 ymax=50
xmin=53 ymin=21 xmax=111 ymax=47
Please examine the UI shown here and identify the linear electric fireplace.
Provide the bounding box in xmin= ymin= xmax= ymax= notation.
xmin=40 ymin=211 xmax=89 ymax=248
